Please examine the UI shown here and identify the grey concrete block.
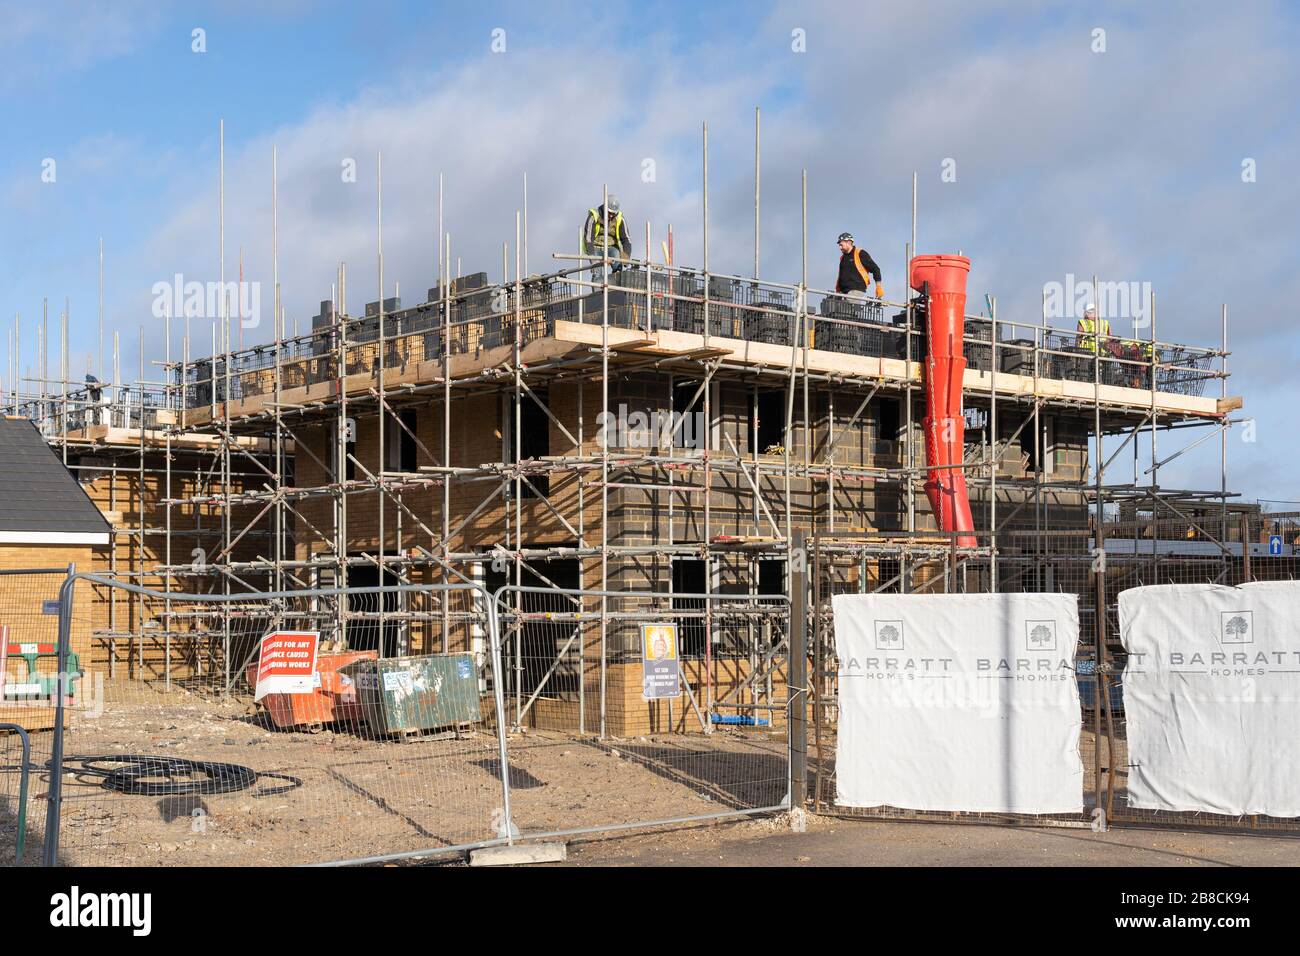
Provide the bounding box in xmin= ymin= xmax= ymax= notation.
xmin=470 ymin=842 xmax=568 ymax=866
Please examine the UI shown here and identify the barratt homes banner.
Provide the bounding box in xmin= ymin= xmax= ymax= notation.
xmin=833 ymin=593 xmax=1083 ymax=814
xmin=1119 ymin=581 xmax=1300 ymax=817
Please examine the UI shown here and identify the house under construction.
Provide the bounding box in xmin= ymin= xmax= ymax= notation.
xmin=6 ymin=130 xmax=1249 ymax=736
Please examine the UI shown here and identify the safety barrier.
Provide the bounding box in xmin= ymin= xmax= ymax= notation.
xmin=0 ymin=566 xmax=77 ymax=865
xmin=492 ymin=586 xmax=793 ymax=843
xmin=43 ymin=575 xmax=512 ymax=866
xmin=33 ymin=575 xmax=797 ymax=866
xmin=809 ymin=538 xmax=1300 ymax=835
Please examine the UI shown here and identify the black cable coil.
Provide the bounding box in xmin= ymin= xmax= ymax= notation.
xmin=67 ymin=755 xmax=300 ymax=797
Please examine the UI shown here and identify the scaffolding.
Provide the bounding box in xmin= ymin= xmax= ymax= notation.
xmin=7 ymin=117 xmax=1246 ymax=735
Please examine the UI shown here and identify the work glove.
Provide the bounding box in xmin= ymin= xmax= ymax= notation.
xmin=874 ymin=282 xmax=884 ymax=300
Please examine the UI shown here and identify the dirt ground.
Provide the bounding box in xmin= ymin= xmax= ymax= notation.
xmin=7 ymin=692 xmax=1294 ymax=868
xmin=3 ymin=688 xmax=787 ymax=866
xmin=553 ymin=812 xmax=1300 ymax=867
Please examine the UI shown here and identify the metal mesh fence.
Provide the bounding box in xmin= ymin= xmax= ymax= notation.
xmin=0 ymin=567 xmax=74 ymax=866
xmin=167 ymin=261 xmax=1222 ymax=421
xmin=1075 ymin=516 xmax=1300 ymax=833
xmin=0 ymin=724 xmax=34 ymax=864
xmin=35 ymin=576 xmax=799 ymax=865
xmin=48 ymin=576 xmax=511 ymax=866
xmin=493 ymin=587 xmax=792 ymax=840
xmin=804 ymin=537 xmax=1100 ymax=825
xmin=808 ymin=521 xmax=1300 ymax=833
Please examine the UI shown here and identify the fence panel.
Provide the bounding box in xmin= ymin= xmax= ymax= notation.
xmin=46 ymin=575 xmax=511 ymax=866
xmin=493 ymin=586 xmax=793 ymax=841
xmin=0 ymin=724 xmax=33 ymax=864
xmin=1097 ymin=546 xmax=1300 ymax=834
xmin=0 ymin=567 xmax=75 ymax=865
xmin=809 ymin=546 xmax=1096 ymax=827
xmin=809 ymin=530 xmax=1300 ymax=834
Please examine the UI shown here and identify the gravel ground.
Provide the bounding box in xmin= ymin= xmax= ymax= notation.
xmin=8 ymin=695 xmax=1290 ymax=868
xmin=3 ymin=688 xmax=786 ymax=866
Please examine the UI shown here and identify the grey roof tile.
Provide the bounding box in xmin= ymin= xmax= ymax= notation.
xmin=0 ymin=419 xmax=111 ymax=533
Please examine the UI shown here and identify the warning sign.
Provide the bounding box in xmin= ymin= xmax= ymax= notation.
xmin=640 ymin=623 xmax=681 ymax=701
xmin=253 ymin=631 xmax=319 ymax=701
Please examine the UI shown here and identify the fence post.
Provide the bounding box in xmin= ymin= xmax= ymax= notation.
xmin=1240 ymin=514 xmax=1252 ymax=583
xmin=0 ymin=724 xmax=31 ymax=863
xmin=789 ymin=531 xmax=808 ymax=810
xmin=43 ymin=564 xmax=75 ymax=866
xmin=486 ymin=588 xmax=515 ymax=845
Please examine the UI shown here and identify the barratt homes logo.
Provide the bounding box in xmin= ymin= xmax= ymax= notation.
xmin=1026 ymin=620 xmax=1058 ymax=652
xmin=874 ymin=620 xmax=904 ymax=650
xmin=1220 ymin=610 xmax=1254 ymax=645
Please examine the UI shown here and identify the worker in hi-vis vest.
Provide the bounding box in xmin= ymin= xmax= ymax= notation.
xmin=1120 ymin=332 xmax=1156 ymax=387
xmin=583 ymin=196 xmax=632 ymax=268
xmin=1075 ymin=303 xmax=1114 ymax=354
xmin=835 ymin=232 xmax=883 ymax=300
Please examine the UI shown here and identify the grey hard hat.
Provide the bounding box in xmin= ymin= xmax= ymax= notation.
xmin=605 ymin=195 xmax=620 ymax=214
xmin=837 ymin=232 xmax=854 ymax=244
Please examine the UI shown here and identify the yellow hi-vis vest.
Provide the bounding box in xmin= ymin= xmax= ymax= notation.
xmin=589 ymin=208 xmax=624 ymax=252
xmin=1077 ymin=316 xmax=1112 ymax=354
xmin=1125 ymin=338 xmax=1155 ymax=360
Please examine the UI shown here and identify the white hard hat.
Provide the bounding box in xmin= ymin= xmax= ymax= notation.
xmin=1084 ymin=303 xmax=1097 ymax=315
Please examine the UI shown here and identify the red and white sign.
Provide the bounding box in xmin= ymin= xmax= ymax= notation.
xmin=253 ymin=630 xmax=319 ymax=702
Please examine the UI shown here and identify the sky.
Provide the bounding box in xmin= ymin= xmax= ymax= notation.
xmin=2 ymin=0 xmax=1297 ymax=505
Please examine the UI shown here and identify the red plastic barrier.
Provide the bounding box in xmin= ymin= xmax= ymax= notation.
xmin=910 ymin=255 xmax=977 ymax=547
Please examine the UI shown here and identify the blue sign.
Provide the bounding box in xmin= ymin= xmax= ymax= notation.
xmin=1269 ymin=535 xmax=1283 ymax=556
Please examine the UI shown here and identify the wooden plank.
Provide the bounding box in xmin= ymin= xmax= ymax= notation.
xmin=63 ymin=425 xmax=270 ymax=452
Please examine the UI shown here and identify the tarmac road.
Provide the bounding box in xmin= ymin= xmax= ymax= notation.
xmin=556 ymin=814 xmax=1300 ymax=867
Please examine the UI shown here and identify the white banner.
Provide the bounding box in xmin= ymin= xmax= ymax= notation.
xmin=833 ymin=593 xmax=1083 ymax=814
xmin=253 ymin=630 xmax=319 ymax=702
xmin=1118 ymin=581 xmax=1300 ymax=817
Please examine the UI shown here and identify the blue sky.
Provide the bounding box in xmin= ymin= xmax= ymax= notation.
xmin=2 ymin=0 xmax=1298 ymax=504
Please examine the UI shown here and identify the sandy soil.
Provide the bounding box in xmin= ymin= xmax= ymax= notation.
xmin=8 ymin=701 xmax=1287 ymax=868
xmin=6 ymin=689 xmax=787 ymax=866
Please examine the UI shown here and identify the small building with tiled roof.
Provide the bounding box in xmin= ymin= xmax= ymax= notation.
xmin=0 ymin=417 xmax=109 ymax=732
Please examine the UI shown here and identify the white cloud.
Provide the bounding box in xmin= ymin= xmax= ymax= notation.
xmin=58 ymin=1 xmax=1300 ymax=499
xmin=0 ymin=1 xmax=161 ymax=89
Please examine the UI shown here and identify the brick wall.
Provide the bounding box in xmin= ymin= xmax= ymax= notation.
xmin=0 ymin=544 xmax=98 ymax=731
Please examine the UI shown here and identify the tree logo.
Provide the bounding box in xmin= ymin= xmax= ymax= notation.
xmin=874 ymin=620 xmax=904 ymax=650
xmin=1025 ymin=620 xmax=1058 ymax=652
xmin=1220 ymin=611 xmax=1253 ymax=645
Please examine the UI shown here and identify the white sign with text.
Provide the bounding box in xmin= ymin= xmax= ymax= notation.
xmin=833 ymin=592 xmax=1083 ymax=814
xmin=1120 ymin=581 xmax=1300 ymax=817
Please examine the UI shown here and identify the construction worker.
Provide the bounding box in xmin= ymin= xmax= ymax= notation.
xmin=1120 ymin=334 xmax=1156 ymax=387
xmin=1075 ymin=303 xmax=1113 ymax=355
xmin=84 ymin=374 xmax=104 ymax=426
xmin=835 ymin=232 xmax=884 ymax=301
xmin=583 ymin=196 xmax=632 ymax=273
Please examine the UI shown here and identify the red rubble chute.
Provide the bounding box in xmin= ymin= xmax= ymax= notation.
xmin=910 ymin=254 xmax=977 ymax=548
